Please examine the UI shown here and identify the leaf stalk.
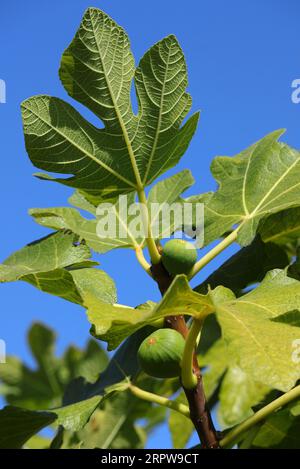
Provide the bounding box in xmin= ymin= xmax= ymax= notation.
xmin=135 ymin=248 xmax=152 ymax=277
xmin=129 ymin=383 xmax=190 ymax=418
xmin=188 ymin=228 xmax=239 ymax=279
xmin=181 ymin=319 xmax=203 ymax=389
xmin=137 ymin=189 xmax=161 ymax=264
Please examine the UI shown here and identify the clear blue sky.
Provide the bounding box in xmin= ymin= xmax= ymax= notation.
xmin=1 ymin=0 xmax=300 ymax=448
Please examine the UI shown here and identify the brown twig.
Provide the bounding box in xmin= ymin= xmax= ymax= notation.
xmin=151 ymin=262 xmax=220 ymax=449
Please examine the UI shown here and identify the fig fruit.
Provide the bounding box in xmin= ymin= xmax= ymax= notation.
xmin=137 ymin=328 xmax=185 ymax=378
xmin=161 ymin=239 xmax=197 ymax=275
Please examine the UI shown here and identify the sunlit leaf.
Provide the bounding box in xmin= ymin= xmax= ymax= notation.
xmin=214 ymin=270 xmax=300 ymax=391
xmin=218 ymin=365 xmax=268 ymax=427
xmin=22 ymin=8 xmax=198 ymax=200
xmin=0 ymin=231 xmax=116 ymax=305
xmin=30 ymin=170 xmax=195 ymax=253
xmin=87 ymin=276 xmax=214 ymax=349
xmin=198 ymin=130 xmax=300 ymax=246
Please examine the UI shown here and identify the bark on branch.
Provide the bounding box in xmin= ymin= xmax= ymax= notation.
xmin=151 ymin=262 xmax=220 ymax=449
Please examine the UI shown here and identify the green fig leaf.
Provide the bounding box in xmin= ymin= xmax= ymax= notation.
xmin=30 ymin=170 xmax=195 ymax=253
xmin=22 ymin=8 xmax=198 ymax=200
xmin=0 ymin=231 xmax=116 ymax=305
xmin=195 ymin=130 xmax=300 ymax=246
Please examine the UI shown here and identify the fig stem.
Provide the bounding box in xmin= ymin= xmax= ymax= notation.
xmin=188 ymin=228 xmax=239 ymax=279
xmin=220 ymin=383 xmax=300 ymax=448
xmin=181 ymin=318 xmax=204 ymax=389
xmin=129 ymin=383 xmax=190 ymax=418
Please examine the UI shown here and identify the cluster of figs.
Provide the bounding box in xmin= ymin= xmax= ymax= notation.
xmin=138 ymin=239 xmax=197 ymax=379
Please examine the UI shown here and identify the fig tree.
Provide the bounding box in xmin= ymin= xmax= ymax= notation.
xmin=137 ymin=328 xmax=185 ymax=378
xmin=161 ymin=239 xmax=197 ymax=275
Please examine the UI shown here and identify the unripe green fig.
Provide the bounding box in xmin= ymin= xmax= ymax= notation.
xmin=137 ymin=328 xmax=185 ymax=378
xmin=161 ymin=239 xmax=197 ymax=275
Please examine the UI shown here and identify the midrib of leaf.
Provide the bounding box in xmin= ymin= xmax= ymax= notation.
xmin=209 ymin=154 xmax=300 ymax=241
xmin=22 ymin=102 xmax=135 ymax=190
xmin=90 ymin=14 xmax=143 ymax=191
xmin=39 ymin=354 xmax=61 ymax=397
xmin=206 ymin=206 xmax=243 ymax=218
xmin=263 ymin=225 xmax=300 ymax=243
xmin=263 ymin=422 xmax=289 ymax=440
xmin=202 ymin=139 xmax=300 ymax=248
xmin=261 ymin=180 xmax=300 ymax=212
xmin=148 ymin=130 xmax=193 ymax=185
xmin=100 ymin=396 xmax=136 ymax=449
xmin=32 ymin=273 xmax=42 ymax=290
xmin=218 ymin=304 xmax=281 ymax=382
xmin=236 ymin=300 xmax=276 ymax=317
xmin=241 ymin=147 xmax=254 ymax=217
xmin=266 ymin=419 xmax=300 ymax=444
xmin=113 ymin=206 xmax=140 ymax=248
xmin=245 ymin=153 xmax=300 ymax=220
xmin=149 ymin=174 xmax=186 ymax=235
xmin=142 ymin=44 xmax=171 ymax=185
xmin=54 ymin=239 xmax=59 ymax=268
xmin=262 ymin=416 xmax=299 ymax=444
xmin=101 ymin=413 xmax=127 ymax=449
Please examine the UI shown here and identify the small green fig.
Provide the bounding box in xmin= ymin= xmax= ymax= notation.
xmin=161 ymin=239 xmax=197 ymax=275
xmin=137 ymin=328 xmax=185 ymax=378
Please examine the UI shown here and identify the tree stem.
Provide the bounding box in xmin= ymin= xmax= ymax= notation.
xmin=188 ymin=228 xmax=239 ymax=279
xmin=220 ymin=384 xmax=300 ymax=448
xmin=181 ymin=319 xmax=203 ymax=389
xmin=151 ymin=262 xmax=220 ymax=448
xmin=129 ymin=383 xmax=190 ymax=418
